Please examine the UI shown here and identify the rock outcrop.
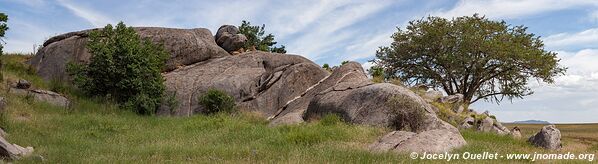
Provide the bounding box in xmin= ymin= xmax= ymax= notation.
xmin=528 ymin=125 xmax=562 ymax=150
xmin=28 ymin=27 xmax=230 ymax=81
xmin=28 ymin=26 xmax=468 ymax=155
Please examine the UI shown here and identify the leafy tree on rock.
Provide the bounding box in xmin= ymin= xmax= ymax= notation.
xmin=68 ymin=22 xmax=169 ymax=114
xmin=239 ymin=20 xmax=286 ymax=53
xmin=372 ymin=14 xmax=566 ymax=104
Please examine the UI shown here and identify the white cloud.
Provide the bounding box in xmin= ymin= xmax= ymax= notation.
xmin=57 ymin=0 xmax=113 ymax=27
xmin=433 ymin=0 xmax=598 ymax=19
xmin=286 ymin=1 xmax=393 ymax=60
xmin=344 ymin=30 xmax=393 ymax=60
xmin=543 ymin=28 xmax=598 ymax=50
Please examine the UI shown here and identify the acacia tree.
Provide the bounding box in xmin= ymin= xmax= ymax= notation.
xmin=373 ymin=14 xmax=566 ymax=104
xmin=0 ymin=13 xmax=8 ymax=55
xmin=239 ymin=20 xmax=286 ymax=53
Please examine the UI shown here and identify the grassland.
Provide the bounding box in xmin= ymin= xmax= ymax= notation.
xmin=0 ymin=54 xmax=596 ymax=163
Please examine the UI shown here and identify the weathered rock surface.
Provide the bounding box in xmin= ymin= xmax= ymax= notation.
xmin=28 ymin=27 xmax=230 ymax=81
xmin=215 ymin=25 xmax=247 ymax=53
xmin=159 ymin=51 xmax=329 ymax=117
xmin=369 ymin=129 xmax=467 ymax=153
xmin=269 ymin=62 xmax=366 ymax=126
xmin=9 ymin=88 xmax=70 ymax=107
xmin=528 ymin=125 xmax=562 ymax=150
xmin=0 ymin=136 xmax=34 ymax=160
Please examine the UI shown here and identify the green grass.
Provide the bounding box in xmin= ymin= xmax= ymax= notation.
xmin=1 ymin=54 xmax=595 ymax=163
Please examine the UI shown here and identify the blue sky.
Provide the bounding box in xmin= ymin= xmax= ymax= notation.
xmin=2 ymin=0 xmax=598 ymax=123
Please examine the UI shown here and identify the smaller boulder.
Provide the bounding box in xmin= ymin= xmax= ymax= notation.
xmin=215 ymin=25 xmax=247 ymax=53
xmin=16 ymin=79 xmax=31 ymax=89
xmin=215 ymin=25 xmax=239 ymax=40
xmin=477 ymin=117 xmax=494 ymax=132
xmin=217 ymin=33 xmax=247 ymax=52
xmin=459 ymin=117 xmax=475 ymax=129
xmin=528 ymin=125 xmax=562 ymax=150
xmin=510 ymin=127 xmax=522 ymax=139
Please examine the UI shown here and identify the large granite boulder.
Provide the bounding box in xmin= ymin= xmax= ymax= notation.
xmin=159 ymin=51 xmax=329 ymax=117
xmin=215 ymin=25 xmax=247 ymax=53
xmin=528 ymin=125 xmax=562 ymax=150
xmin=28 ymin=27 xmax=229 ymax=81
xmin=303 ymin=62 xmax=453 ymax=132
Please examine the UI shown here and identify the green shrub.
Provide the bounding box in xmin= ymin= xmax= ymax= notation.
xmin=67 ymin=22 xmax=168 ymax=115
xmin=198 ymin=89 xmax=236 ymax=115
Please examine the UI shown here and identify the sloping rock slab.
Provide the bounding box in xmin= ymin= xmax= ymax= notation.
xmin=369 ymin=129 xmax=466 ymax=153
xmin=160 ymin=51 xmax=329 ymax=117
xmin=28 ymin=27 xmax=229 ymax=81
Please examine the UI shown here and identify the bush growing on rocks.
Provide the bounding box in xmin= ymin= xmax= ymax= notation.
xmin=238 ymin=20 xmax=286 ymax=53
xmin=198 ymin=89 xmax=236 ymax=115
xmin=67 ymin=22 xmax=169 ymax=115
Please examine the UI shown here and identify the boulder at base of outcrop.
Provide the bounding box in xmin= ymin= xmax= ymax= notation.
xmin=160 ymin=51 xmax=329 ymax=117
xmin=477 ymin=117 xmax=510 ymax=135
xmin=9 ymin=88 xmax=70 ymax=107
xmin=215 ymin=25 xmax=247 ymax=53
xmin=369 ymin=129 xmax=466 ymax=153
xmin=16 ymin=79 xmax=31 ymax=89
xmin=0 ymin=136 xmax=34 ymax=160
xmin=528 ymin=125 xmax=562 ymax=150
xmin=28 ymin=27 xmax=229 ymax=81
xmin=460 ymin=116 xmax=475 ymax=129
